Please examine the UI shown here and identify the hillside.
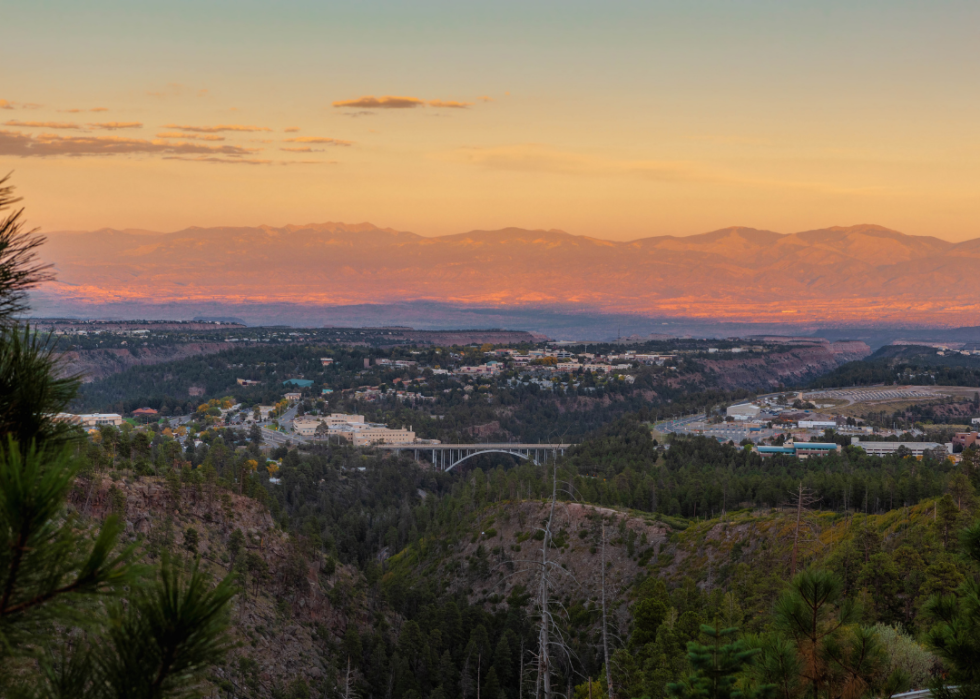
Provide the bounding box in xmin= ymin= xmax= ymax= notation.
xmin=33 ymin=223 xmax=980 ymax=326
xmin=62 ymin=415 xmax=980 ymax=699
xmin=71 ymin=473 xmax=347 ymax=695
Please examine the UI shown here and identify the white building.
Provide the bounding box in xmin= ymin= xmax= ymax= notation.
xmin=799 ymin=420 xmax=837 ymax=429
xmin=727 ymin=403 xmax=761 ymax=420
xmin=851 ymin=438 xmax=952 ymax=457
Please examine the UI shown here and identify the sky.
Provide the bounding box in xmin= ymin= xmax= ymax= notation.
xmin=4 ymin=0 xmax=980 ymax=241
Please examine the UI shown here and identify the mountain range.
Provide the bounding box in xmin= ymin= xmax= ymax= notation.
xmin=31 ymin=222 xmax=978 ymax=326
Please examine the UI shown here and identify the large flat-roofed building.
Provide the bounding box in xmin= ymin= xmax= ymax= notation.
xmin=293 ymin=413 xmax=366 ymax=436
xmin=328 ymin=423 xmax=415 ymax=446
xmin=75 ymin=413 xmax=124 ymax=427
xmin=756 ymin=441 xmax=840 ymax=458
xmin=851 ymin=438 xmax=951 ymax=457
xmin=952 ymin=431 xmax=978 ymax=450
xmin=727 ymin=403 xmax=761 ymax=420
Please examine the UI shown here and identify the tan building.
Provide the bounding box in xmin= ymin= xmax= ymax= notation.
xmin=341 ymin=423 xmax=416 ymax=446
xmin=68 ymin=413 xmax=124 ymax=427
xmin=292 ymin=413 xmax=366 ymax=436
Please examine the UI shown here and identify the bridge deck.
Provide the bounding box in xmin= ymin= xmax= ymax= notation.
xmin=376 ymin=443 xmax=572 ymax=450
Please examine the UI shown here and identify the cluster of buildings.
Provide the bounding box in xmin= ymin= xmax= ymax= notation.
xmin=53 ymin=412 xmax=124 ymax=428
xmin=291 ymin=412 xmax=418 ymax=446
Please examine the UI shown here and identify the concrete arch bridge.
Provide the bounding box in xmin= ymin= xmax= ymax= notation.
xmin=376 ymin=443 xmax=572 ymax=472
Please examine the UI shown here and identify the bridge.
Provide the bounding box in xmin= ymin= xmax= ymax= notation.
xmin=376 ymin=443 xmax=573 ymax=472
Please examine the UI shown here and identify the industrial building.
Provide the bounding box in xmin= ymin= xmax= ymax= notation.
xmin=851 ymin=439 xmax=951 ymax=457
xmin=755 ymin=442 xmax=840 ymax=458
xmin=727 ymin=403 xmax=761 ymax=420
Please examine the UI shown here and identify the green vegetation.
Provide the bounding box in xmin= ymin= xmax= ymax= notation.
xmin=811 ymin=344 xmax=980 ymax=389
xmin=0 ymin=175 xmax=237 ymax=697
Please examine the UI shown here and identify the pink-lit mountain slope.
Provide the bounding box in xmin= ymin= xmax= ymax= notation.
xmin=35 ymin=223 xmax=973 ymax=325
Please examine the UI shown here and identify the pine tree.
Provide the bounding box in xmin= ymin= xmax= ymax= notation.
xmin=926 ymin=522 xmax=980 ymax=693
xmin=0 ymin=175 xmax=237 ymax=697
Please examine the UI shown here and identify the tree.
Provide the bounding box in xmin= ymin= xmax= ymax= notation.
xmin=666 ymin=625 xmax=771 ymax=699
xmin=0 ymin=174 xmax=52 ymax=323
xmin=936 ymin=495 xmax=959 ymax=549
xmin=772 ymin=569 xmax=856 ymax=699
xmin=926 ymin=522 xmax=980 ymax=693
xmin=0 ymin=176 xmax=237 ymax=696
xmin=228 ymin=529 xmax=245 ymax=568
xmin=183 ymin=527 xmax=200 ymax=555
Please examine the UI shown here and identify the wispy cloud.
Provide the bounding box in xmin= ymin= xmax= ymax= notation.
xmin=283 ymin=136 xmax=351 ymax=146
xmin=88 ymin=121 xmax=142 ymax=130
xmin=91 ymin=107 xmax=108 ymax=112
xmin=428 ymin=100 xmax=472 ymax=109
xmin=448 ymin=143 xmax=887 ymax=196
xmin=284 ymin=127 xmax=300 ymax=133
xmin=0 ymin=101 xmax=42 ymax=110
xmin=333 ymin=95 xmax=425 ymax=109
xmin=163 ymin=123 xmax=271 ymax=133
xmin=477 ymin=96 xmax=493 ymax=102
xmin=156 ymin=132 xmax=225 ymax=141
xmin=4 ymin=120 xmax=81 ymax=129
xmin=449 ymin=144 xmax=710 ymax=182
xmin=162 ymin=155 xmax=271 ymax=165
xmin=280 ymin=146 xmax=315 ymax=153
xmin=0 ymin=129 xmax=259 ymax=158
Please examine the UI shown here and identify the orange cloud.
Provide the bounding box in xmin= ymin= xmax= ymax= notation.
xmin=162 ymin=156 xmax=272 ymax=165
xmin=88 ymin=121 xmax=143 ymax=130
xmin=91 ymin=107 xmax=108 ymax=112
xmin=156 ymin=132 xmax=225 ymax=141
xmin=478 ymin=96 xmax=493 ymax=102
xmin=428 ymin=100 xmax=472 ymax=108
xmin=5 ymin=120 xmax=80 ymax=129
xmin=164 ymin=123 xmax=272 ymax=133
xmin=280 ymin=147 xmax=314 ymax=152
xmin=0 ymin=129 xmax=258 ymax=158
xmin=333 ymin=95 xmax=425 ymax=109
xmin=0 ymin=101 xmax=42 ymax=110
xmin=283 ymin=136 xmax=351 ymax=146
xmin=284 ymin=127 xmax=300 ymax=133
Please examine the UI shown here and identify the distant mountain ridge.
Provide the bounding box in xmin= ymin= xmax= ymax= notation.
xmin=34 ymin=222 xmax=977 ymax=325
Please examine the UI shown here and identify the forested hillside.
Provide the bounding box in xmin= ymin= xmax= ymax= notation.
xmin=65 ymin=410 xmax=980 ymax=698
xmin=811 ymin=344 xmax=980 ymax=388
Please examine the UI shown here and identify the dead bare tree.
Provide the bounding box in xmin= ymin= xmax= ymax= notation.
xmin=600 ymin=522 xmax=615 ymax=699
xmin=787 ymin=482 xmax=820 ymax=576
xmin=536 ymin=463 xmax=558 ymax=699
xmin=342 ymin=655 xmax=357 ymax=699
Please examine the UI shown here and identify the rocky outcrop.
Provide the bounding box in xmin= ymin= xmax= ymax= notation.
xmin=60 ymin=342 xmax=230 ymax=382
xmin=700 ymin=342 xmax=871 ymax=389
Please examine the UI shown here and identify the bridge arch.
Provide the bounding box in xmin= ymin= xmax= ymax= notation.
xmin=445 ymin=449 xmax=535 ymax=472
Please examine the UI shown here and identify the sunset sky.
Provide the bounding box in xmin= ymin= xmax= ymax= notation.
xmin=4 ymin=1 xmax=980 ymax=241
